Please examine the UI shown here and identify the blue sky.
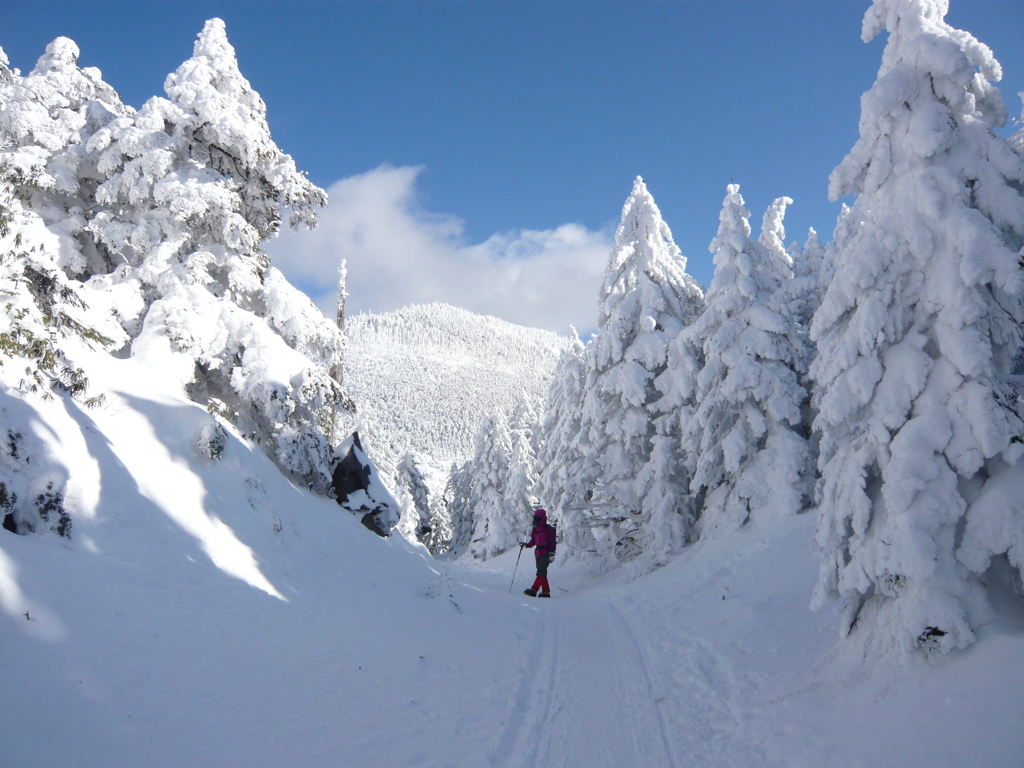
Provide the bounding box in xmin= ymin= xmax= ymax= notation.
xmin=5 ymin=1 xmax=1023 ymax=333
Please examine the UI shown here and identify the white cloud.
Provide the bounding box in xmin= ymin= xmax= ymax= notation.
xmin=264 ymin=165 xmax=611 ymax=335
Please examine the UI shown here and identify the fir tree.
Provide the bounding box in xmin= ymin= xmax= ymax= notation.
xmin=0 ymin=38 xmax=128 ymax=277
xmin=395 ymin=451 xmax=433 ymax=542
xmin=758 ymin=196 xmax=795 ymax=282
xmin=680 ymin=185 xmax=811 ymax=537
xmin=465 ymin=415 xmax=517 ymax=559
xmin=329 ymin=259 xmax=349 ymax=444
xmin=534 ymin=330 xmax=593 ymax=554
xmin=810 ymin=0 xmax=1024 ymax=652
xmin=574 ymin=177 xmax=704 ymax=562
xmin=75 ymin=19 xmax=344 ymax=488
xmin=506 ymin=397 xmax=539 ymax=543
xmin=443 ymin=460 xmax=475 ymax=556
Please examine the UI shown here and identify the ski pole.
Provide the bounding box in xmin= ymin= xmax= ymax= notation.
xmin=509 ymin=544 xmax=524 ymax=593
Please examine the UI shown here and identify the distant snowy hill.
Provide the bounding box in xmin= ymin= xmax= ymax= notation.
xmin=344 ymin=302 xmax=569 ymax=474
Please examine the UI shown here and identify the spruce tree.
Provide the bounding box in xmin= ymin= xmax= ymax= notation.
xmin=395 ymin=451 xmax=432 ymax=542
xmin=506 ymin=393 xmax=539 ymax=522
xmin=680 ymin=185 xmax=811 ymax=537
xmin=810 ymin=0 xmax=1024 ymax=652
xmin=758 ymin=196 xmax=795 ymax=282
xmin=534 ymin=330 xmax=592 ymax=554
xmin=467 ymin=415 xmax=520 ymax=559
xmin=76 ymin=19 xmax=344 ymax=488
xmin=0 ymin=38 xmax=128 ymax=277
xmin=575 ymin=177 xmax=704 ymax=561
xmin=443 ymin=460 xmax=475 ymax=556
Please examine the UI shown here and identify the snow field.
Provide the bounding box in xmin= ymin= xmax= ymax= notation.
xmin=3 ymin=346 xmax=1021 ymax=767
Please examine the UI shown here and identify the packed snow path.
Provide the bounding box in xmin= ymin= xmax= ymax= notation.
xmin=489 ymin=596 xmax=756 ymax=768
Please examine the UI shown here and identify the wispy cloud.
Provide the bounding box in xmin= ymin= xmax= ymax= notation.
xmin=265 ymin=165 xmax=611 ymax=335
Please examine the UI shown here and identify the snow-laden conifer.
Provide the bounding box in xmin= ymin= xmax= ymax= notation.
xmin=336 ymin=259 xmax=349 ymax=338
xmin=534 ymin=330 xmax=592 ymax=554
xmin=0 ymin=38 xmax=129 ymax=277
xmin=71 ymin=20 xmax=345 ymax=488
xmin=573 ymin=177 xmax=704 ymax=562
xmin=0 ymin=47 xmax=11 ymax=89
xmin=801 ymin=228 xmax=825 ymax=277
xmin=506 ymin=394 xmax=539 ymax=521
xmin=786 ymin=227 xmax=826 ymax=328
xmin=759 ymin=196 xmax=795 ymax=282
xmin=0 ymin=182 xmax=131 ymax=536
xmin=443 ymin=460 xmax=474 ymax=555
xmin=759 ymin=198 xmax=817 ymax=379
xmin=680 ymin=185 xmax=811 ymax=537
xmin=328 ymin=259 xmax=349 ymax=443
xmin=810 ymin=0 xmax=1024 ymax=652
xmin=0 ymin=182 xmax=126 ymax=398
xmin=464 ymin=415 xmax=518 ymax=559
xmin=395 ymin=451 xmax=432 ymax=542
xmin=1010 ymin=94 xmax=1024 ymax=154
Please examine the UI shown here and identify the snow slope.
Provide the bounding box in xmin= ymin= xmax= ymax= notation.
xmin=2 ymin=346 xmax=1021 ymax=767
xmin=344 ymin=302 xmax=568 ymax=473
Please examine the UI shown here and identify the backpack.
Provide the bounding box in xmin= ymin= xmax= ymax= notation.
xmin=545 ymin=522 xmax=557 ymax=555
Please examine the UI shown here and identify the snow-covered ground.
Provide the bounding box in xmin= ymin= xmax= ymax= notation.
xmin=2 ymin=350 xmax=1021 ymax=768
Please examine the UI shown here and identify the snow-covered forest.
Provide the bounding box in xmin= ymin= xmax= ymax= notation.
xmin=2 ymin=1 xmax=1023 ymax=765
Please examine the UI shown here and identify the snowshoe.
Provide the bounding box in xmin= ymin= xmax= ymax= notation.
xmin=523 ymin=588 xmax=537 ymax=597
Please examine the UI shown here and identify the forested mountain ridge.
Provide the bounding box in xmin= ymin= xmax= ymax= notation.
xmin=342 ymin=302 xmax=567 ymax=547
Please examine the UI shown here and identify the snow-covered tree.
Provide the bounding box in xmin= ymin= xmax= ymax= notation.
xmin=680 ymin=185 xmax=811 ymax=537
xmin=0 ymin=179 xmax=128 ymax=538
xmin=810 ymin=0 xmax=1024 ymax=652
xmin=796 ymin=227 xmax=825 ymax=278
xmin=61 ymin=19 xmax=346 ymax=489
xmin=465 ymin=415 xmax=522 ymax=559
xmin=510 ymin=391 xmax=540 ymax=458
xmin=1010 ymin=93 xmax=1024 ymax=154
xmin=507 ymin=393 xmax=539 ymax=516
xmin=759 ymin=196 xmax=795 ymax=282
xmin=0 ymin=180 xmax=126 ymax=400
xmin=0 ymin=47 xmax=10 ymax=90
xmin=328 ymin=259 xmax=349 ymax=444
xmin=395 ymin=451 xmax=432 ymax=542
xmin=0 ymin=38 xmax=129 ymax=278
xmin=534 ymin=329 xmax=592 ymax=554
xmin=569 ymin=177 xmax=704 ymax=562
xmin=335 ymin=259 xmax=349 ymax=338
xmin=442 ymin=459 xmax=474 ymax=555
xmin=759 ymin=197 xmax=816 ymax=375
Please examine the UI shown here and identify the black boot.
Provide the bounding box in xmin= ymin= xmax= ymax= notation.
xmin=523 ymin=588 xmax=537 ymax=597
xmin=538 ymin=591 xmax=551 ymax=598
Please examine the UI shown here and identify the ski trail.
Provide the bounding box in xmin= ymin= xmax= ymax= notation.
xmin=489 ymin=597 xmax=682 ymax=768
xmin=490 ymin=605 xmax=558 ymax=767
xmin=617 ymin=600 xmax=768 ymax=767
xmin=607 ymin=601 xmax=679 ymax=768
xmin=486 ymin=591 xmax=768 ymax=768
xmin=519 ymin=617 xmax=562 ymax=768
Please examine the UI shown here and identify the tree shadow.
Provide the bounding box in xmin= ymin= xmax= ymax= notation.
xmin=58 ymin=390 xmax=284 ymax=599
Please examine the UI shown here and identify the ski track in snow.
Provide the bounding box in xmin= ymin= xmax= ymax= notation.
xmin=487 ymin=592 xmax=764 ymax=768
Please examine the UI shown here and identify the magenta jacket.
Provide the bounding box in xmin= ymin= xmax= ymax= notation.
xmin=525 ymin=509 xmax=557 ymax=557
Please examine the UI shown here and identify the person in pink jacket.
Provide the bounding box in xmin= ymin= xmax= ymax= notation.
xmin=522 ymin=508 xmax=557 ymax=597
